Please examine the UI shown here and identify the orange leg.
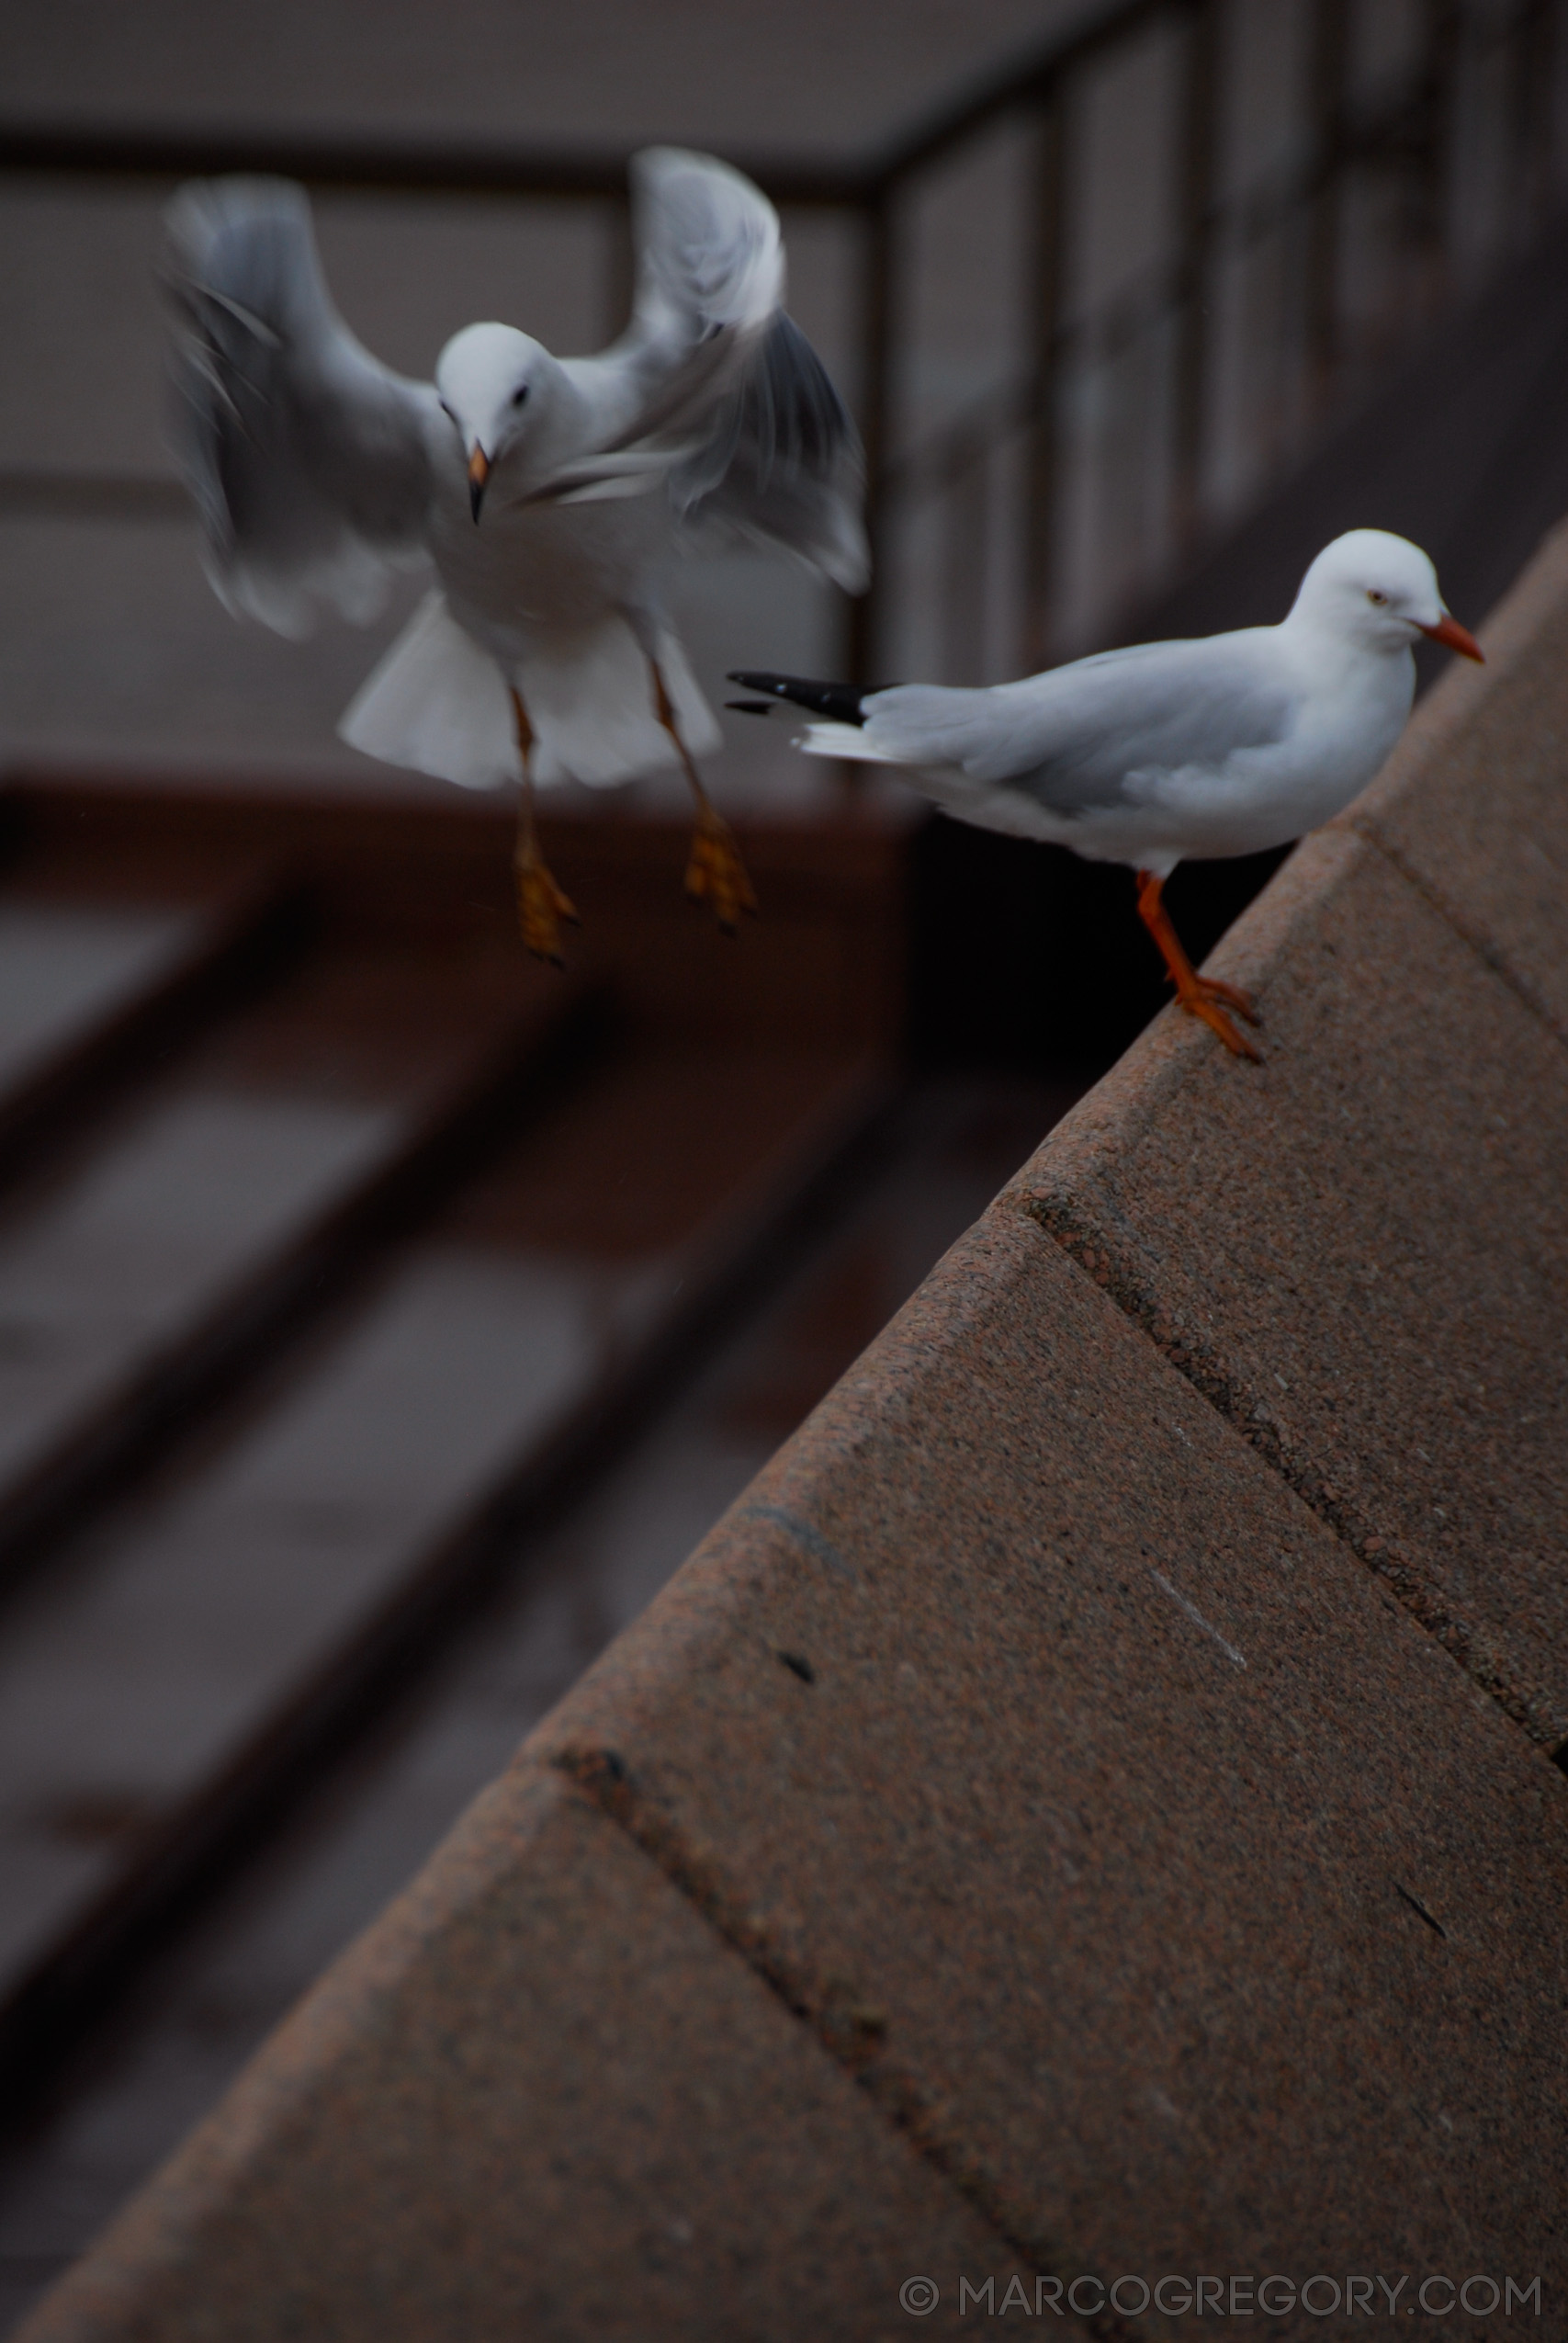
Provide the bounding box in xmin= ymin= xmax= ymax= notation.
xmin=649 ymin=663 xmax=758 ymax=933
xmin=511 ymin=690 xmax=580 ymax=965
xmin=1135 ymin=869 xmax=1262 ymax=1061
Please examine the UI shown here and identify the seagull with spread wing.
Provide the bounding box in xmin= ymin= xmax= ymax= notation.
xmin=165 ymin=149 xmax=866 ymax=958
xmin=731 ymin=531 xmax=1483 ymax=1059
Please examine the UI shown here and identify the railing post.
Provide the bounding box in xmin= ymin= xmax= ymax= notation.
xmin=1307 ymin=0 xmax=1351 ymax=403
xmin=1417 ymin=0 xmax=1461 ymax=290
xmin=847 ymin=189 xmax=896 ymax=690
xmin=604 ymin=191 xmax=635 ymax=346
xmin=1022 ymin=78 xmax=1069 ymax=670
xmin=942 ymin=432 xmax=990 ymax=685
xmin=1172 ymin=0 xmax=1225 ymax=549
xmin=1550 ymin=0 xmax=1568 ymax=205
xmin=1517 ymin=0 xmax=1560 ymax=228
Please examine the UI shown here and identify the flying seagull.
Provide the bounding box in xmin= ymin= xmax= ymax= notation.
xmin=165 ymin=149 xmax=866 ymax=959
xmin=731 ymin=530 xmax=1482 ymax=1058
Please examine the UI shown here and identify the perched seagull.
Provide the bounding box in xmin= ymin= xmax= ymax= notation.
xmin=731 ymin=530 xmax=1482 ymax=1058
xmin=164 ymin=150 xmax=866 ymax=958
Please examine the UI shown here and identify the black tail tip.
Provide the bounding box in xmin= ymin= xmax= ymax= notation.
xmin=726 ymin=672 xmax=866 ymax=726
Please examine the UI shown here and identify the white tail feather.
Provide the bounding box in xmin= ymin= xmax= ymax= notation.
xmin=338 ymin=590 xmax=720 ymax=789
xmin=798 ymin=719 xmax=904 ymax=764
xmin=340 ymin=592 xmax=514 ymax=787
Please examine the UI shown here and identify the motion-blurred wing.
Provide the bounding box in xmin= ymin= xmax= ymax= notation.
xmin=673 ymin=311 xmax=867 ymax=591
xmin=165 ymin=177 xmax=439 ymax=636
xmin=555 ymin=148 xmax=784 ymax=483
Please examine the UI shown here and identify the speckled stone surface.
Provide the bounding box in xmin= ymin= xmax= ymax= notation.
xmin=17 ymin=1768 xmax=1034 ymax=2342
xmin=534 ymin=1206 xmax=1568 ymax=2327
xmin=1013 ymin=824 xmax=1568 ymax=1749
xmin=1344 ymin=516 xmax=1568 ymax=1042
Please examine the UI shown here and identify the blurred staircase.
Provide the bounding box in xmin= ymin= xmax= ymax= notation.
xmin=0 ymin=779 xmax=903 ymax=2113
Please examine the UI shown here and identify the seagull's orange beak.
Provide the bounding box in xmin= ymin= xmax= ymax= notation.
xmin=1418 ymin=612 xmax=1483 ymax=662
xmin=468 ymin=447 xmax=491 ymax=524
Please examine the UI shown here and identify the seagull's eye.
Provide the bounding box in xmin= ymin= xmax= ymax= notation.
xmin=512 ymin=384 xmax=529 ymax=408
xmin=1366 ymin=589 xmax=1389 ymax=606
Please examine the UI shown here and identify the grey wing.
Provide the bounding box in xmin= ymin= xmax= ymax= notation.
xmin=865 ymin=640 xmax=1295 ymax=811
xmin=164 ymin=177 xmax=438 ymax=637
xmin=671 ymin=311 xmax=867 ymax=591
xmin=551 ymin=148 xmax=784 ymax=496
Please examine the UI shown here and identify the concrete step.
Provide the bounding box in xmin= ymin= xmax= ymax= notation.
xmin=0 ymin=1048 xmax=892 ymax=2102
xmin=0 ymin=880 xmax=303 ymax=1186
xmin=0 ymin=775 xmax=910 ymax=2123
xmin=0 ymin=928 xmax=587 ymax=1594
xmin=0 ymin=1075 xmax=1071 ymax=2332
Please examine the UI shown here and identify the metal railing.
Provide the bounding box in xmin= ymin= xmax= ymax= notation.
xmin=852 ymin=0 xmax=1567 ymax=679
xmin=3 ymin=0 xmax=1564 ymax=686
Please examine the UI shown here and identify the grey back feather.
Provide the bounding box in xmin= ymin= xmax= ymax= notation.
xmin=164 ymin=177 xmax=436 ymax=636
xmin=864 ymin=637 xmax=1295 ymax=813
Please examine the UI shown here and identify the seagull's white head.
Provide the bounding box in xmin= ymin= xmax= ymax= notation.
xmin=1288 ymin=529 xmax=1483 ymax=662
xmin=435 ymin=323 xmax=554 ymax=520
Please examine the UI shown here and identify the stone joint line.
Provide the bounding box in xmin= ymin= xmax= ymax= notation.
xmin=547 ymin=1749 xmax=1139 ymax=2343
xmin=1351 ymin=818 xmax=1568 ymax=1058
xmin=1016 ymin=1193 xmax=1566 ymax=1760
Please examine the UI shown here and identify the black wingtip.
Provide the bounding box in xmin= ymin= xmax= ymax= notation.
xmin=725 ymin=699 xmax=777 ymax=717
xmin=727 ymin=672 xmax=867 ymax=726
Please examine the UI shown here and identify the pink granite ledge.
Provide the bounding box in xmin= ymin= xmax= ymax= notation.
xmin=531 ymin=1199 xmax=1568 ymax=2326
xmin=17 ymin=1766 xmax=1042 ymax=2343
